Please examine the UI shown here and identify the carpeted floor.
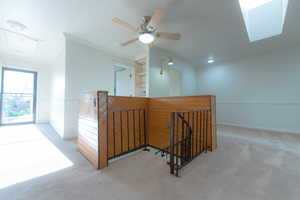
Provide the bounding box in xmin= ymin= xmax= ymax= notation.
xmin=0 ymin=124 xmax=300 ymax=200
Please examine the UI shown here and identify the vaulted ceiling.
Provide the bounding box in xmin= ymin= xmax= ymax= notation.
xmin=0 ymin=0 xmax=300 ymax=66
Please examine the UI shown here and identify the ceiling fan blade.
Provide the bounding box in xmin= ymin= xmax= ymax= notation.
xmin=156 ymin=32 xmax=181 ymax=40
xmin=121 ymin=38 xmax=139 ymax=46
xmin=112 ymin=17 xmax=138 ymax=32
xmin=147 ymin=8 xmax=165 ymax=29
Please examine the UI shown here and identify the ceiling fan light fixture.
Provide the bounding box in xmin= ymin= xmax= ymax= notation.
xmin=139 ymin=33 xmax=155 ymax=44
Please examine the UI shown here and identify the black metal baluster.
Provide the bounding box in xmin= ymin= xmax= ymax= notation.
xmin=183 ymin=115 xmax=185 ymax=164
xmin=190 ymin=112 xmax=193 ymax=158
xmin=199 ymin=111 xmax=201 ymax=155
xmin=205 ymin=111 xmax=208 ymax=153
xmin=133 ymin=110 xmax=136 ymax=148
xmin=176 ymin=113 xmax=179 ymax=175
xmin=202 ymin=111 xmax=205 ymax=153
xmin=180 ymin=113 xmax=184 ymax=176
xmin=184 ymin=113 xmax=187 ymax=161
xmin=200 ymin=111 xmax=202 ymax=154
xmin=196 ymin=111 xmax=199 ymax=155
xmin=143 ymin=109 xmax=147 ymax=147
xmin=112 ymin=112 xmax=116 ymax=157
xmin=192 ymin=112 xmax=195 ymax=158
xmin=139 ymin=109 xmax=142 ymax=147
xmin=192 ymin=113 xmax=195 ymax=159
xmin=184 ymin=113 xmax=187 ymax=163
xmin=170 ymin=112 xmax=175 ymax=175
xmin=187 ymin=126 xmax=192 ymax=161
xmin=186 ymin=127 xmax=189 ymax=161
xmin=120 ymin=111 xmax=123 ymax=152
xmin=127 ymin=111 xmax=130 ymax=151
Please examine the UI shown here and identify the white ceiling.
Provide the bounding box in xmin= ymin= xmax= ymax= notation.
xmin=0 ymin=0 xmax=300 ymax=66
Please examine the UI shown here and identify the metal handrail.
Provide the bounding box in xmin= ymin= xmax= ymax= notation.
xmin=176 ymin=112 xmax=192 ymax=137
xmin=169 ymin=112 xmax=193 ymax=177
xmin=169 ymin=110 xmax=210 ymax=177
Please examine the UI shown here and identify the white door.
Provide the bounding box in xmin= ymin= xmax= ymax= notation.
xmin=115 ymin=67 xmax=134 ymax=96
xmin=169 ymin=70 xmax=181 ymax=96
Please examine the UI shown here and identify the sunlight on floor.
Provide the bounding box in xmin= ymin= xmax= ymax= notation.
xmin=0 ymin=125 xmax=73 ymax=189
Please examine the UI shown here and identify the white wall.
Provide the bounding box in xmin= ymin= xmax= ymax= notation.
xmin=197 ymin=46 xmax=300 ymax=133
xmin=149 ymin=47 xmax=197 ymax=97
xmin=49 ymin=43 xmax=66 ymax=138
xmin=63 ymin=37 xmax=132 ymax=139
xmin=0 ymin=53 xmax=51 ymax=123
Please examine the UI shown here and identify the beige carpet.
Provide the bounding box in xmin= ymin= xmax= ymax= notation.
xmin=0 ymin=124 xmax=300 ymax=200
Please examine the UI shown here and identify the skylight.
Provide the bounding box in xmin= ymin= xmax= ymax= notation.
xmin=239 ymin=0 xmax=289 ymax=42
xmin=239 ymin=0 xmax=273 ymax=11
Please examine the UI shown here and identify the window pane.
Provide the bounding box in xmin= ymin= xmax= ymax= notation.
xmin=3 ymin=70 xmax=34 ymax=94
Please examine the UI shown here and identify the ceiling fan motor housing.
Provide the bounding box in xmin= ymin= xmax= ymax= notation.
xmin=113 ymin=8 xmax=181 ymax=46
xmin=140 ymin=16 xmax=156 ymax=34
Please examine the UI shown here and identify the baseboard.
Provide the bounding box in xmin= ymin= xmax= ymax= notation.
xmin=36 ymin=122 xmax=50 ymax=124
xmin=218 ymin=122 xmax=300 ymax=135
xmin=49 ymin=123 xmax=65 ymax=139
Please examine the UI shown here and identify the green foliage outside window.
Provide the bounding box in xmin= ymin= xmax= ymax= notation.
xmin=3 ymin=95 xmax=31 ymax=117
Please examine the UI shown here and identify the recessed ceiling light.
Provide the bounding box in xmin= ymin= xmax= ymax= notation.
xmin=207 ymin=58 xmax=215 ymax=64
xmin=139 ymin=33 xmax=155 ymax=44
xmin=6 ymin=20 xmax=27 ymax=32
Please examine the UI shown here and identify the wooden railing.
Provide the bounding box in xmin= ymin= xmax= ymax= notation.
xmin=108 ymin=108 xmax=147 ymax=160
xmin=78 ymin=91 xmax=216 ymax=174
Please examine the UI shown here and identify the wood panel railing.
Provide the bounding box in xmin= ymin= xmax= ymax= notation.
xmin=106 ymin=96 xmax=149 ymax=163
xmin=148 ymin=96 xmax=216 ymax=151
xmin=108 ymin=108 xmax=147 ymax=159
xmin=79 ymin=91 xmax=216 ymax=173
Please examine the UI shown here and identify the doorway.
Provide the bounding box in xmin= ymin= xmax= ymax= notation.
xmin=169 ymin=69 xmax=181 ymax=96
xmin=113 ymin=66 xmax=134 ymax=96
xmin=0 ymin=67 xmax=37 ymax=125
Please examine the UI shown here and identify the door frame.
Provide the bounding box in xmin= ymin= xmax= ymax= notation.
xmin=113 ymin=64 xmax=135 ymax=96
xmin=0 ymin=67 xmax=38 ymax=125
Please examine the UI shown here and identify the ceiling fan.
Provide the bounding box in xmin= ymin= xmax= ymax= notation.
xmin=112 ymin=8 xmax=181 ymax=47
